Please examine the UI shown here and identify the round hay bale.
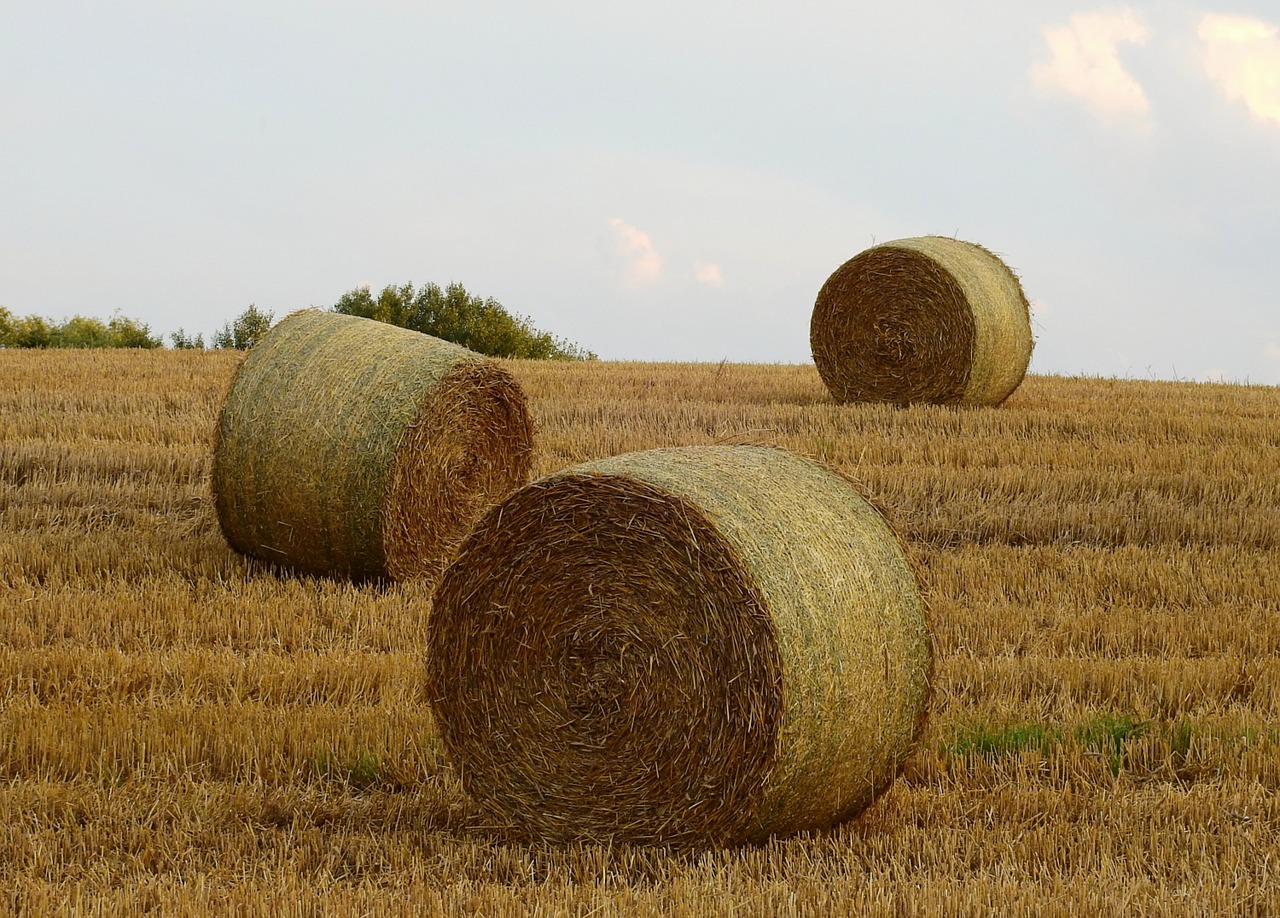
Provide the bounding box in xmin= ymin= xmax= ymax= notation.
xmin=427 ymin=445 xmax=932 ymax=847
xmin=810 ymin=236 xmax=1033 ymax=406
xmin=212 ymin=309 xmax=534 ymax=582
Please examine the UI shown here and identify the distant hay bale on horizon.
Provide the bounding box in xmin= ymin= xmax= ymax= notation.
xmin=212 ymin=309 xmax=533 ymax=583
xmin=427 ymin=445 xmax=932 ymax=848
xmin=811 ymin=236 xmax=1034 ymax=407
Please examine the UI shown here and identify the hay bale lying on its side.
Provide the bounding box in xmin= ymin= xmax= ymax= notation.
xmin=212 ymin=309 xmax=533 ymax=582
xmin=811 ymin=236 xmax=1034 ymax=406
xmin=427 ymin=445 xmax=932 ymax=847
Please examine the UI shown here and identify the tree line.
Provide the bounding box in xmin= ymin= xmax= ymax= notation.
xmin=0 ymin=308 xmax=165 ymax=349
xmin=1 ymin=283 xmax=593 ymax=360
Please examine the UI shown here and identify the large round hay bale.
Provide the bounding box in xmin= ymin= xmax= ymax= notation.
xmin=810 ymin=236 xmax=1033 ymax=406
xmin=212 ymin=309 xmax=534 ymax=582
xmin=427 ymin=445 xmax=932 ymax=847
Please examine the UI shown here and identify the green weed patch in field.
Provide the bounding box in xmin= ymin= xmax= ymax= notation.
xmin=944 ymin=722 xmax=1059 ymax=762
xmin=311 ymin=748 xmax=387 ymax=791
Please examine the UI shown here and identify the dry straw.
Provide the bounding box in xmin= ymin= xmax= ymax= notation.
xmin=212 ymin=309 xmax=533 ymax=582
xmin=810 ymin=236 xmax=1034 ymax=406
xmin=427 ymin=445 xmax=932 ymax=847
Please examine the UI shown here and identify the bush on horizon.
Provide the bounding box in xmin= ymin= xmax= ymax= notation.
xmin=331 ymin=282 xmax=595 ymax=361
xmin=0 ymin=308 xmax=163 ymax=349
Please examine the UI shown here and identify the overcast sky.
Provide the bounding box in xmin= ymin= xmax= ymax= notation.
xmin=3 ymin=1 xmax=1278 ymax=382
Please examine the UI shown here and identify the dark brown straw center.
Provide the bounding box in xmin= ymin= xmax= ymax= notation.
xmin=811 ymin=246 xmax=976 ymax=405
xmin=427 ymin=472 xmax=783 ymax=846
xmin=383 ymin=361 xmax=532 ymax=584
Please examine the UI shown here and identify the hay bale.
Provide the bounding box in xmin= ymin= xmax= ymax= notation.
xmin=212 ymin=309 xmax=533 ymax=582
xmin=426 ymin=445 xmax=932 ymax=847
xmin=810 ymin=236 xmax=1034 ymax=406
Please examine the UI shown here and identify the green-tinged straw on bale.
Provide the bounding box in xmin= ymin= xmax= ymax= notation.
xmin=212 ymin=309 xmax=533 ymax=582
xmin=811 ymin=236 xmax=1034 ymax=406
xmin=426 ymin=445 xmax=932 ymax=847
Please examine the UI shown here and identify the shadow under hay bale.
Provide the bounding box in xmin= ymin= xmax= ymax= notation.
xmin=426 ymin=445 xmax=932 ymax=847
xmin=811 ymin=236 xmax=1034 ymax=407
xmin=212 ymin=309 xmax=534 ymax=583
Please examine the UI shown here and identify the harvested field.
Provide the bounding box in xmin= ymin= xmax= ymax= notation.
xmin=1 ymin=349 xmax=1278 ymax=915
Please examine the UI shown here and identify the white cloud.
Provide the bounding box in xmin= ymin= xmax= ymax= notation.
xmin=693 ymin=261 xmax=723 ymax=287
xmin=1265 ymin=342 xmax=1280 ymax=361
xmin=1200 ymin=14 xmax=1280 ymax=127
xmin=607 ymin=217 xmax=663 ymax=286
xmin=1030 ymin=9 xmax=1150 ymax=120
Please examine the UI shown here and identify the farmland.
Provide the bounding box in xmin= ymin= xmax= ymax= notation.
xmin=1 ymin=349 xmax=1278 ymax=915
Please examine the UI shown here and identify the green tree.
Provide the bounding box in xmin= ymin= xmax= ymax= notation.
xmin=213 ymin=305 xmax=275 ymax=350
xmin=0 ymin=312 xmax=53 ymax=348
xmin=331 ymin=282 xmax=595 ymax=360
xmin=0 ymin=309 xmax=161 ymax=348
xmin=54 ymin=316 xmax=113 ymax=348
xmin=105 ymin=314 xmax=163 ymax=348
xmin=3 ymin=311 xmax=53 ymax=348
xmin=169 ymin=328 xmax=205 ymax=349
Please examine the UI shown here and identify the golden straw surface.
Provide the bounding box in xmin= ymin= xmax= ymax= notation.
xmin=811 ymin=236 xmax=1033 ymax=406
xmin=427 ymin=445 xmax=931 ymax=847
xmin=212 ymin=310 xmax=533 ymax=582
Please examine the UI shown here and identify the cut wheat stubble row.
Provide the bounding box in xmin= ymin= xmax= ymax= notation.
xmin=212 ymin=309 xmax=533 ymax=583
xmin=427 ymin=445 xmax=932 ymax=847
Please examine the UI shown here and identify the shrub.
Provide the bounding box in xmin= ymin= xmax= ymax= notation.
xmin=56 ymin=316 xmax=113 ymax=348
xmin=0 ymin=309 xmax=161 ymax=348
xmin=106 ymin=314 xmax=163 ymax=348
xmin=1 ymin=312 xmax=54 ymax=348
xmin=169 ymin=328 xmax=205 ymax=349
xmin=332 ymin=282 xmax=595 ymax=360
xmin=213 ymin=305 xmax=275 ymax=350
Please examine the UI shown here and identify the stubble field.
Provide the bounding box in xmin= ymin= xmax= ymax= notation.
xmin=1 ymin=349 xmax=1278 ymax=915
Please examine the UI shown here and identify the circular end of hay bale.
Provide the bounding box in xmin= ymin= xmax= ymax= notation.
xmin=212 ymin=310 xmax=533 ymax=582
xmin=427 ymin=446 xmax=931 ymax=847
xmin=383 ymin=360 xmax=534 ymax=583
xmin=810 ymin=236 xmax=1033 ymax=406
xmin=428 ymin=468 xmax=782 ymax=846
